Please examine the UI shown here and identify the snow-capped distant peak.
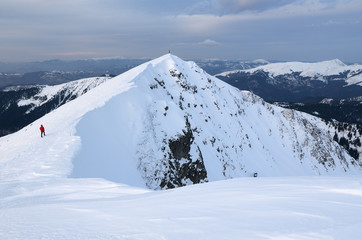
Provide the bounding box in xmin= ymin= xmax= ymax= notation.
xmin=328 ymin=59 xmax=345 ymax=66
xmin=242 ymin=58 xmax=356 ymax=77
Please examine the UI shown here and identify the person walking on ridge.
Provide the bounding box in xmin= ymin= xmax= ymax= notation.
xmin=40 ymin=124 xmax=46 ymax=138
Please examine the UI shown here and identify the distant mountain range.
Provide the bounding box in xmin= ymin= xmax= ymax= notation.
xmin=0 ymin=58 xmax=268 ymax=89
xmin=195 ymin=59 xmax=269 ymax=75
xmin=0 ymin=59 xmax=147 ymax=89
xmin=216 ymin=59 xmax=362 ymax=102
xmin=0 ymin=58 xmax=149 ymax=74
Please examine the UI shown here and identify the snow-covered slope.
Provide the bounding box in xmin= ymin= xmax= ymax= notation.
xmin=0 ymin=54 xmax=360 ymax=190
xmin=1 ymin=176 xmax=362 ymax=239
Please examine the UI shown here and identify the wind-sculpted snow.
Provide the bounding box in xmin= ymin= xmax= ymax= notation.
xmin=2 ymin=176 xmax=362 ymax=239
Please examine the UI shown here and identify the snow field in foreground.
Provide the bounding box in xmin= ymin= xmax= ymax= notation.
xmin=1 ymin=176 xmax=362 ymax=240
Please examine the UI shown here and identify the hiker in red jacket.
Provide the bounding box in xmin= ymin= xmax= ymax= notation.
xmin=40 ymin=124 xmax=46 ymax=138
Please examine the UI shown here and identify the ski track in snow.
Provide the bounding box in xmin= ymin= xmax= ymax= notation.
xmin=1 ymin=54 xmax=362 ymax=239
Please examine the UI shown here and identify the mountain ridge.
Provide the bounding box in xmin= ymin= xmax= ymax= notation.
xmin=1 ymin=54 xmax=361 ymax=189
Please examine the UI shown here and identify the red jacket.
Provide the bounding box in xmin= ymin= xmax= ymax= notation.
xmin=40 ymin=125 xmax=45 ymax=132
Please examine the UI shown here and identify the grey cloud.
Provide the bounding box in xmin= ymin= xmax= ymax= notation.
xmin=176 ymin=39 xmax=221 ymax=47
xmin=212 ymin=0 xmax=299 ymax=14
xmin=0 ymin=0 xmax=361 ymax=63
xmin=199 ymin=39 xmax=221 ymax=46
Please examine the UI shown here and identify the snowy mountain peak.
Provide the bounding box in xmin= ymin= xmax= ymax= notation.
xmin=1 ymin=54 xmax=361 ymax=190
xmin=328 ymin=58 xmax=345 ymax=66
xmin=240 ymin=58 xmax=361 ymax=78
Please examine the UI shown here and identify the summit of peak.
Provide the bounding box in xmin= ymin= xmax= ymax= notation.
xmin=327 ymin=58 xmax=345 ymax=66
xmin=148 ymin=53 xmax=183 ymax=65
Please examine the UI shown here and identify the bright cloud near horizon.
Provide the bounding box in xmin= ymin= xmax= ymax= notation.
xmin=0 ymin=0 xmax=361 ymax=63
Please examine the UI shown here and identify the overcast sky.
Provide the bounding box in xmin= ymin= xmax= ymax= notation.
xmin=1 ymin=0 xmax=362 ymax=63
